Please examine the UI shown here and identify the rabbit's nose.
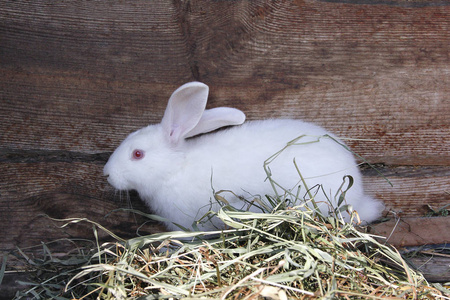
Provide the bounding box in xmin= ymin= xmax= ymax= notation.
xmin=103 ymin=163 xmax=111 ymax=177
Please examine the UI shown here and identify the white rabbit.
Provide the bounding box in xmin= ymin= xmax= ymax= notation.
xmin=103 ymin=82 xmax=384 ymax=231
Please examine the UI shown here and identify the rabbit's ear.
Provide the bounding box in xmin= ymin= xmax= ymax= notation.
xmin=185 ymin=107 xmax=245 ymax=138
xmin=161 ymin=82 xmax=209 ymax=144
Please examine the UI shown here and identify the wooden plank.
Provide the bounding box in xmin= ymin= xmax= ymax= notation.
xmin=0 ymin=1 xmax=192 ymax=83
xmin=0 ymin=1 xmax=448 ymax=165
xmin=0 ymin=160 xmax=165 ymax=258
xmin=369 ymin=217 xmax=450 ymax=247
xmin=408 ymin=256 xmax=450 ymax=283
xmin=363 ymin=165 xmax=450 ymax=217
xmin=1 ymin=72 xmax=448 ymax=164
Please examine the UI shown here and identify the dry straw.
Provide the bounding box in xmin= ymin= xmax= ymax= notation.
xmin=10 ymin=135 xmax=450 ymax=299
xmin=11 ymin=207 xmax=449 ymax=299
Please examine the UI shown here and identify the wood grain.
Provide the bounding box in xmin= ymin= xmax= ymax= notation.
xmin=408 ymin=256 xmax=450 ymax=283
xmin=0 ymin=161 xmax=164 ymax=255
xmin=0 ymin=1 xmax=448 ymax=163
xmin=370 ymin=217 xmax=450 ymax=247
xmin=363 ymin=165 xmax=450 ymax=217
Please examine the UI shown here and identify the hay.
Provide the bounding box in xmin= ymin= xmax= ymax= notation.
xmin=11 ymin=136 xmax=450 ymax=299
xmin=11 ymin=204 xmax=450 ymax=299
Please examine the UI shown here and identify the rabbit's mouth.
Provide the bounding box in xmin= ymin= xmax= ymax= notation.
xmin=105 ymin=173 xmax=130 ymax=191
xmin=103 ymin=165 xmax=128 ymax=190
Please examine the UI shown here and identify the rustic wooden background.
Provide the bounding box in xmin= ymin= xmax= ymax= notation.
xmin=1 ymin=0 xmax=449 ymax=294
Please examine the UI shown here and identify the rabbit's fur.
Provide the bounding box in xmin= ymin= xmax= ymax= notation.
xmin=104 ymin=82 xmax=383 ymax=231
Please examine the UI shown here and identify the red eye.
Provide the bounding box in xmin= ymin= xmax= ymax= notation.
xmin=132 ymin=149 xmax=145 ymax=160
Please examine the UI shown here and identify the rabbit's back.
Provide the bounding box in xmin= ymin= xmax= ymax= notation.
xmin=177 ymin=119 xmax=372 ymax=217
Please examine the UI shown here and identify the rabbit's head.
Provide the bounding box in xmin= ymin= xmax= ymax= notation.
xmin=103 ymin=82 xmax=245 ymax=192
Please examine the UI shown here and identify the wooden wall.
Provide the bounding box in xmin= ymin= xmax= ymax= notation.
xmin=0 ymin=0 xmax=449 ymax=293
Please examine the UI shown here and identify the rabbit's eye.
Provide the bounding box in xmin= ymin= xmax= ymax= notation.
xmin=132 ymin=149 xmax=145 ymax=160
